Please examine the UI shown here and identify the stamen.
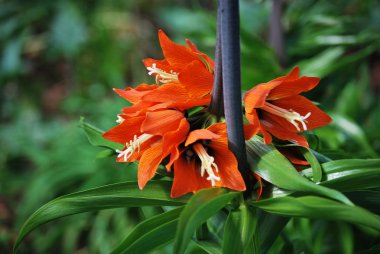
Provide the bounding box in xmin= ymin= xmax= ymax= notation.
xmin=193 ymin=143 xmax=220 ymax=186
xmin=146 ymin=63 xmax=179 ymax=84
xmin=262 ymin=102 xmax=311 ymax=132
xmin=115 ymin=133 xmax=153 ymax=162
xmin=116 ymin=115 xmax=124 ymax=124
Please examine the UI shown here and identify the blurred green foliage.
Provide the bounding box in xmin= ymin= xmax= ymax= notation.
xmin=1 ymin=0 xmax=380 ymax=253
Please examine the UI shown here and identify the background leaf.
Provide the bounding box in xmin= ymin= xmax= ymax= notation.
xmin=301 ymin=159 xmax=380 ymax=191
xmin=246 ymin=137 xmax=352 ymax=205
xmin=14 ymin=181 xmax=187 ymax=252
xmin=79 ymin=118 xmax=123 ymax=150
xmin=173 ymin=188 xmax=240 ymax=254
xmin=222 ymin=204 xmax=258 ymax=254
xmin=249 ymin=196 xmax=380 ymax=231
xmin=111 ymin=207 xmax=183 ymax=254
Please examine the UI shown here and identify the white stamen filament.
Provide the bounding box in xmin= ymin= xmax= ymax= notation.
xmin=146 ymin=63 xmax=179 ymax=84
xmin=115 ymin=133 xmax=154 ymax=162
xmin=193 ymin=143 xmax=220 ymax=186
xmin=116 ymin=115 xmax=124 ymax=124
xmin=262 ymin=102 xmax=311 ymax=132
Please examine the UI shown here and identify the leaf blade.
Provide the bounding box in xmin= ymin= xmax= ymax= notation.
xmin=14 ymin=181 xmax=187 ymax=252
xmin=249 ymin=196 xmax=380 ymax=231
xmin=173 ymin=188 xmax=240 ymax=254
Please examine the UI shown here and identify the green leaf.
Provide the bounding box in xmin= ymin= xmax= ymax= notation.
xmin=78 ymin=117 xmax=123 ymax=150
xmin=192 ymin=240 xmax=222 ymax=254
xmin=111 ymin=207 xmax=183 ymax=254
xmin=246 ymin=137 xmax=352 ymax=205
xmin=302 ymin=159 xmax=380 ymax=192
xmin=257 ymin=211 xmax=290 ymax=253
xmin=173 ymin=188 xmax=240 ymax=254
xmin=331 ymin=114 xmax=378 ymax=158
xmin=249 ymin=196 xmax=380 ymax=231
xmin=222 ymin=204 xmax=258 ymax=254
xmin=14 ymin=181 xmax=187 ymax=252
xmin=301 ymin=148 xmax=322 ymax=182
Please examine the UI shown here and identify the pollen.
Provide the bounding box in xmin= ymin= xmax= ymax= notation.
xmin=262 ymin=102 xmax=311 ymax=132
xmin=116 ymin=133 xmax=154 ymax=162
xmin=146 ymin=63 xmax=179 ymax=84
xmin=193 ymin=143 xmax=220 ymax=186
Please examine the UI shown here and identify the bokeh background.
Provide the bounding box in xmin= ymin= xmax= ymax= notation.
xmin=1 ymin=0 xmax=380 ymax=253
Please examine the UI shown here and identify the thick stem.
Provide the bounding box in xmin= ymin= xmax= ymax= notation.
xmin=209 ymin=1 xmax=224 ymax=117
xmin=219 ymin=0 xmax=253 ymax=195
xmin=269 ymin=0 xmax=286 ymax=67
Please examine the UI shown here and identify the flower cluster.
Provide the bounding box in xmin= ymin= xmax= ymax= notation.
xmin=103 ymin=31 xmax=331 ymax=198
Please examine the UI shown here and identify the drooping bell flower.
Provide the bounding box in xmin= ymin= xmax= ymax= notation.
xmin=142 ymin=30 xmax=214 ymax=108
xmin=244 ymin=67 xmax=332 ymax=147
xmin=103 ymin=109 xmax=189 ymax=189
xmin=167 ymin=123 xmax=246 ymax=198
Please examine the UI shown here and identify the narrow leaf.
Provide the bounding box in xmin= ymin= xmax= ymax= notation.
xmin=14 ymin=181 xmax=187 ymax=252
xmin=301 ymin=147 xmax=322 ymax=182
xmin=111 ymin=207 xmax=183 ymax=254
xmin=257 ymin=211 xmax=290 ymax=253
xmin=192 ymin=240 xmax=222 ymax=254
xmin=173 ymin=188 xmax=240 ymax=254
xmin=223 ymin=204 xmax=258 ymax=254
xmin=246 ymin=137 xmax=352 ymax=205
xmin=302 ymin=159 xmax=380 ymax=191
xmin=79 ymin=118 xmax=123 ymax=150
xmin=249 ymin=196 xmax=380 ymax=231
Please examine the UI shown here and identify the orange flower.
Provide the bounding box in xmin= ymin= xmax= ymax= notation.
xmin=244 ymin=67 xmax=332 ymax=147
xmin=168 ymin=123 xmax=246 ymax=198
xmin=103 ymin=109 xmax=189 ymax=189
xmin=141 ymin=30 xmax=214 ymax=109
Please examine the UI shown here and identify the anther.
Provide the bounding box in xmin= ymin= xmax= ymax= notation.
xmin=146 ymin=63 xmax=179 ymax=84
xmin=193 ymin=143 xmax=220 ymax=186
xmin=262 ymin=102 xmax=311 ymax=132
xmin=115 ymin=133 xmax=154 ymax=162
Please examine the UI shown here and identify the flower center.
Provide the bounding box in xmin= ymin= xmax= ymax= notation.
xmin=146 ymin=63 xmax=179 ymax=84
xmin=116 ymin=133 xmax=154 ymax=162
xmin=261 ymin=102 xmax=311 ymax=132
xmin=192 ymin=143 xmax=220 ymax=186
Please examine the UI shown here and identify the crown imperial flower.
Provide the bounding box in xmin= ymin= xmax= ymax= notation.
xmin=244 ymin=67 xmax=332 ymax=147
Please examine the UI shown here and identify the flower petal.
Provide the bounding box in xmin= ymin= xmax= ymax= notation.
xmin=178 ymin=60 xmax=213 ymax=98
xmin=158 ymin=30 xmax=201 ymax=72
xmin=185 ymin=39 xmax=214 ymax=71
xmin=141 ymin=110 xmax=184 ymax=135
xmin=102 ymin=116 xmax=145 ymax=144
xmin=271 ymin=95 xmax=332 ymax=130
xmin=268 ymin=76 xmax=320 ymax=100
xmin=246 ymin=111 xmax=272 ymax=144
xmin=143 ymin=58 xmax=172 ymax=73
xmin=184 ymin=129 xmax=220 ymax=147
xmin=114 ymin=84 xmax=159 ymax=104
xmin=213 ymin=147 xmax=246 ymax=191
xmin=244 ymin=81 xmax=280 ymax=111
xmin=163 ymin=118 xmax=190 ymax=171
xmin=141 ymin=83 xmax=190 ymax=103
xmin=171 ymin=156 xmax=210 ymax=198
xmin=138 ymin=141 xmax=164 ymax=189
xmin=261 ymin=116 xmax=309 ymax=147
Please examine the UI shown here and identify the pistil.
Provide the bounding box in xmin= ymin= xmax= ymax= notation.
xmin=261 ymin=102 xmax=311 ymax=132
xmin=116 ymin=133 xmax=154 ymax=162
xmin=146 ymin=63 xmax=179 ymax=84
xmin=192 ymin=143 xmax=220 ymax=186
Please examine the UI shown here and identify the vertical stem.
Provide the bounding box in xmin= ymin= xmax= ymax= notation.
xmin=220 ymin=0 xmax=253 ymax=194
xmin=269 ymin=0 xmax=286 ymax=67
xmin=209 ymin=1 xmax=223 ymax=117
